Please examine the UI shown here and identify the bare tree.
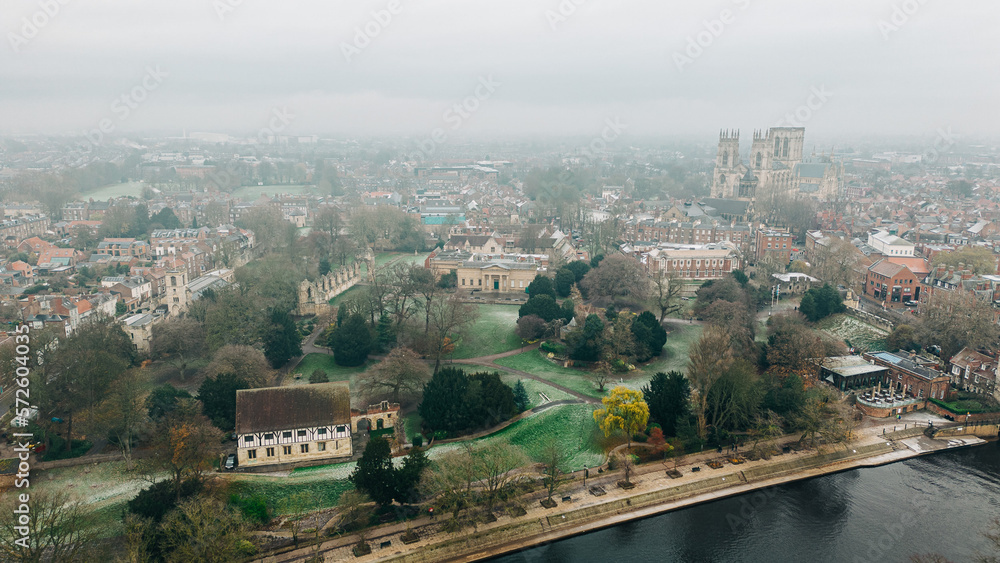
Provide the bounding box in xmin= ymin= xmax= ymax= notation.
xmin=152 ymin=318 xmax=205 ymax=381
xmin=205 ymin=345 xmax=272 ymax=387
xmin=687 ymin=325 xmax=734 ymax=440
xmin=581 ymin=254 xmax=649 ymax=305
xmin=428 ymin=296 xmax=479 ymax=373
xmin=159 ymin=496 xmax=252 ymax=563
xmin=94 ymin=368 xmax=149 ymax=470
xmin=0 ymin=490 xmax=103 ymax=563
xmin=357 ymin=347 xmax=431 ymax=406
xmin=651 ymin=271 xmax=683 ymax=322
xmin=538 ymin=438 xmax=569 ymax=504
xmin=473 ymin=440 xmax=529 ymax=513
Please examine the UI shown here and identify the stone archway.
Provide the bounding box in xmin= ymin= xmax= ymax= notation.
xmin=355 ymin=418 xmax=371 ymax=433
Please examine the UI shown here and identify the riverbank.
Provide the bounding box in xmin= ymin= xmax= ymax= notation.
xmin=255 ymin=420 xmax=993 ymax=563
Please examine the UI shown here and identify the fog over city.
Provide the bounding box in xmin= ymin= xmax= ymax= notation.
xmin=1 ymin=0 xmax=997 ymax=139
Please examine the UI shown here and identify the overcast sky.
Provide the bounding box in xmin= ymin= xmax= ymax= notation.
xmin=1 ymin=0 xmax=997 ymax=141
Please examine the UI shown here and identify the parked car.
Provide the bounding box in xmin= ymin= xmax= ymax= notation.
xmin=224 ymin=453 xmax=237 ymax=470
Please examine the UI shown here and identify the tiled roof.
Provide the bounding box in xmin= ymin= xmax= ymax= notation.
xmin=235 ymin=382 xmax=351 ymax=435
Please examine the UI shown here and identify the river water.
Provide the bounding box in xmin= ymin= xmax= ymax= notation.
xmin=492 ymin=442 xmax=1000 ymax=563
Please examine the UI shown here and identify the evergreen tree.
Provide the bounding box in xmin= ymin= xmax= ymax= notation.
xmin=394 ymin=446 xmax=429 ymax=504
xmin=348 ymin=437 xmax=396 ymax=507
xmin=263 ymin=308 xmax=302 ymax=368
xmin=419 ymin=367 xmax=469 ymax=433
xmin=526 ymin=274 xmax=556 ymax=298
xmin=565 ymin=260 xmax=591 ymax=283
xmin=567 ymin=314 xmax=605 ymax=361
xmin=799 ymin=292 xmax=817 ymax=322
xmin=330 ymin=313 xmax=371 ymax=366
xmin=513 ymin=380 xmax=530 ymax=412
xmin=376 ymin=313 xmax=396 ymax=351
xmin=151 ymin=207 xmax=183 ymax=229
xmin=560 ymin=299 xmax=575 ymax=324
xmin=518 ymin=294 xmax=561 ymax=322
xmin=642 ymin=371 xmax=690 ymax=436
xmin=197 ymin=372 xmax=250 ymax=430
xmin=554 ymin=267 xmax=575 ymax=298
xmin=418 ymin=368 xmax=517 ymax=434
xmin=631 ymin=311 xmax=668 ymax=361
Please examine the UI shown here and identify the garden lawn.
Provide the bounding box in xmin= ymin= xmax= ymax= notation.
xmin=227 ymin=477 xmax=354 ymax=516
xmin=499 ymin=374 xmax=574 ymax=408
xmin=230 ymin=184 xmax=318 ymax=201
xmin=819 ymin=314 xmax=888 ymax=351
xmin=494 ymin=351 xmax=604 ymax=399
xmin=80 ymin=181 xmax=145 ymax=200
xmin=471 ymin=403 xmax=604 ymax=471
xmin=451 ymin=304 xmax=522 ymax=359
xmin=328 ymin=284 xmax=366 ymax=307
xmin=638 ymin=321 xmax=703 ymax=378
xmin=289 ymin=353 xmax=369 ymax=400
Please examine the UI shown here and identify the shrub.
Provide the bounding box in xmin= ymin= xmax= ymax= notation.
xmin=540 ymin=341 xmax=566 ymax=355
xmin=632 ymin=433 xmax=648 ymax=443
xmin=127 ymin=479 xmax=203 ymax=523
xmin=229 ymin=493 xmax=271 ymax=525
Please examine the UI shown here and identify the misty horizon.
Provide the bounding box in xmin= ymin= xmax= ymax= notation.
xmin=1 ymin=0 xmax=997 ymax=141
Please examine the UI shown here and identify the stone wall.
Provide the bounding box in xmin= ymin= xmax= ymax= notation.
xmin=296 ymin=261 xmax=362 ymax=316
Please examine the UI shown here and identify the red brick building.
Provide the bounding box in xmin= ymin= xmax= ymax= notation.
xmin=865 ymin=351 xmax=950 ymax=402
xmin=754 ymin=229 xmax=794 ymax=265
xmin=863 ymin=259 xmax=921 ymax=307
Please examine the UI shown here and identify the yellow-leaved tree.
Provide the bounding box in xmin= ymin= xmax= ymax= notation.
xmin=593 ymin=387 xmax=650 ymax=454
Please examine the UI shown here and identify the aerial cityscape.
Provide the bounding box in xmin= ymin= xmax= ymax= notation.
xmin=1 ymin=2 xmax=999 ymax=562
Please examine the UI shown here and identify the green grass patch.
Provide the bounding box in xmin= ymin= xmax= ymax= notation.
xmin=292 ymin=353 xmax=367 ymax=380
xmin=638 ymin=321 xmax=703 ymax=378
xmin=494 ymin=351 xmax=604 ymax=399
xmin=328 ymin=284 xmax=367 ymax=307
xmin=289 ymin=353 xmax=369 ymax=401
xmin=480 ymin=404 xmax=604 ymax=471
xmin=230 ymin=184 xmax=318 ymax=200
xmin=403 ymin=411 xmax=424 ymax=441
xmin=451 ymin=304 xmax=523 ymax=360
xmin=499 ymin=374 xmax=574 ymax=408
xmin=227 ymin=479 xmax=354 ymax=515
xmin=80 ymin=181 xmax=145 ymax=200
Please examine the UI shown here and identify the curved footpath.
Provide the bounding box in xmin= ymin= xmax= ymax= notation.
xmin=255 ymin=421 xmax=996 ymax=563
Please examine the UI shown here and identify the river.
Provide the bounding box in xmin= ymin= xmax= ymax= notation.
xmin=492 ymin=442 xmax=1000 ymax=563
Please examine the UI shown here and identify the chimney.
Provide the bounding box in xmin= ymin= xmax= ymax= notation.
xmin=962 ymin=269 xmax=973 ymax=281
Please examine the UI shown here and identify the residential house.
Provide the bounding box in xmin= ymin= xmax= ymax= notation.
xmin=948 ymin=347 xmax=998 ymax=399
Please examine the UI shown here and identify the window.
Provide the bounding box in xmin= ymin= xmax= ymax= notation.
xmin=317 ymin=442 xmax=326 ymax=452
xmin=337 ymin=425 xmax=347 ymax=434
xmin=318 ymin=428 xmax=327 ymax=435
xmin=244 ymin=436 xmax=254 ymax=443
xmin=478 ymin=279 xmax=482 ymax=286
xmin=247 ymin=449 xmax=257 ymax=459
xmin=300 ymin=444 xmax=309 ymax=454
xmin=462 ymin=278 xmax=465 ymax=286
xmin=297 ymin=430 xmax=307 ymax=437
xmin=283 ymin=445 xmax=292 ymax=455
xmin=266 ymin=447 xmax=274 ymax=457
xmin=283 ymin=431 xmax=292 ymax=439
xmin=265 ymin=433 xmax=273 ymax=440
